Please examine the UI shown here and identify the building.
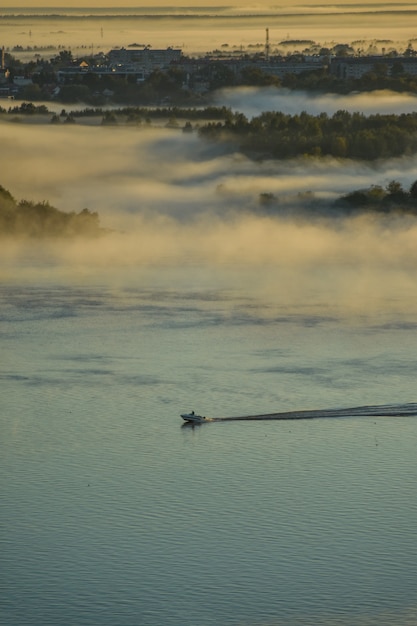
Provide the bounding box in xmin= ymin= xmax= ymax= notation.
xmin=57 ymin=64 xmax=146 ymax=84
xmin=107 ymin=47 xmax=182 ymax=73
xmin=330 ymin=56 xmax=417 ymax=79
xmin=257 ymin=57 xmax=325 ymax=78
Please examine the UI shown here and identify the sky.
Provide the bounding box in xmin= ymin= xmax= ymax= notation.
xmin=4 ymin=1 xmax=388 ymax=8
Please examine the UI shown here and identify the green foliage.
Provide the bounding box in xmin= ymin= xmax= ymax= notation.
xmin=51 ymin=50 xmax=73 ymax=68
xmin=337 ymin=180 xmax=417 ymax=214
xmin=8 ymin=102 xmax=50 ymax=115
xmin=0 ymin=186 xmax=103 ymax=238
xmin=195 ymin=62 xmax=236 ymax=91
xmin=17 ymin=83 xmax=47 ymax=101
xmin=199 ymin=110 xmax=417 ymax=161
xmin=58 ymin=83 xmax=93 ymax=104
xmin=239 ymin=66 xmax=281 ymax=87
xmin=276 ymin=63 xmax=417 ymax=95
xmin=101 ymin=111 xmax=118 ymax=125
xmin=67 ymin=104 xmax=232 ymax=123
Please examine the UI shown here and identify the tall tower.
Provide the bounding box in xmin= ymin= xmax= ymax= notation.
xmin=1 ymin=47 xmax=5 ymax=70
xmin=265 ymin=28 xmax=270 ymax=61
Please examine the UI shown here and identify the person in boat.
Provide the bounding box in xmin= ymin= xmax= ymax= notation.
xmin=190 ymin=410 xmax=195 ymax=415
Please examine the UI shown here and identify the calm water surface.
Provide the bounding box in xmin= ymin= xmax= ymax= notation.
xmin=2 ymin=267 xmax=417 ymax=625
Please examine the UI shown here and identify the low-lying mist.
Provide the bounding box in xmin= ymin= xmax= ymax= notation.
xmin=2 ymin=116 xmax=417 ymax=317
xmin=4 ymin=117 xmax=417 ymax=219
xmin=1 ymin=3 xmax=414 ymax=58
xmin=216 ymin=87 xmax=417 ymax=119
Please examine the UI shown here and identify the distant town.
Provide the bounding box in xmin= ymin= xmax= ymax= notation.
xmin=2 ymin=34 xmax=417 ymax=105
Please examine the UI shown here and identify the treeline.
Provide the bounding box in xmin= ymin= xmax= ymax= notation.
xmin=23 ymin=63 xmax=222 ymax=106
xmin=258 ymin=179 xmax=417 ymax=217
xmin=2 ymin=102 xmax=233 ymax=125
xmin=278 ymin=66 xmax=417 ymax=96
xmin=0 ymin=185 xmax=103 ymax=238
xmin=68 ymin=104 xmax=232 ymax=120
xmin=337 ymin=179 xmax=417 ymax=213
xmin=199 ymin=110 xmax=417 ymax=160
xmin=1 ymin=102 xmax=50 ymax=115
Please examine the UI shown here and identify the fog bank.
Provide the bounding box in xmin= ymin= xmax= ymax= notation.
xmin=216 ymin=87 xmax=417 ymax=119
xmin=1 ymin=3 xmax=416 ymax=58
xmin=2 ymin=115 xmax=417 ymax=317
xmin=3 ymin=120 xmax=417 ymax=222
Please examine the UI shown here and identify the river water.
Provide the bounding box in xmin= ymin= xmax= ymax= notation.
xmin=2 ymin=264 xmax=417 ymax=626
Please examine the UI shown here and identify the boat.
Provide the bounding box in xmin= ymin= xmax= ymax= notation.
xmin=181 ymin=411 xmax=206 ymax=423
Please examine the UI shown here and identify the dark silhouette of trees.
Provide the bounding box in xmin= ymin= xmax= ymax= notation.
xmin=199 ymin=110 xmax=417 ymax=161
xmin=0 ymin=186 xmax=103 ymax=238
xmin=239 ymin=66 xmax=281 ymax=87
xmin=337 ymin=180 xmax=417 ymax=214
xmin=8 ymin=102 xmax=49 ymax=115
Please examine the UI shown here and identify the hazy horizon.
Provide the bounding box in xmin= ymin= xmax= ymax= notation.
xmin=1 ymin=1 xmax=411 ymax=11
xmin=2 ymin=3 xmax=416 ymax=58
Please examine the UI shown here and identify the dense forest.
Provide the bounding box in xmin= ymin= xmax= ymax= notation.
xmin=7 ymin=104 xmax=417 ymax=164
xmin=199 ymin=110 xmax=417 ymax=160
xmin=0 ymin=185 xmax=103 ymax=238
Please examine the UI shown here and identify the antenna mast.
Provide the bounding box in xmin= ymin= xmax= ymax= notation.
xmin=265 ymin=28 xmax=270 ymax=61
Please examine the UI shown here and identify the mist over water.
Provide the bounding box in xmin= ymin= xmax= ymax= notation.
xmin=2 ymin=109 xmax=417 ymax=323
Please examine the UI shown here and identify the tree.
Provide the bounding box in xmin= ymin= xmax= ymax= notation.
xmin=18 ymin=84 xmax=44 ymax=101
xmin=391 ymin=61 xmax=405 ymax=76
xmin=240 ymin=66 xmax=280 ymax=87
xmin=404 ymin=43 xmax=416 ymax=58
xmin=330 ymin=135 xmax=348 ymax=157
xmin=373 ymin=62 xmax=389 ymax=77
xmin=386 ymin=180 xmax=404 ymax=195
xmin=409 ymin=179 xmax=417 ymax=199
xmin=0 ymin=185 xmax=16 ymax=205
xmin=101 ymin=111 xmax=118 ymax=125
xmin=58 ymin=84 xmax=91 ymax=103
xmin=367 ymin=185 xmax=386 ymax=202
xmin=205 ymin=62 xmax=236 ymax=90
xmin=51 ymin=50 xmax=73 ymax=67
xmin=385 ymin=179 xmax=408 ymax=204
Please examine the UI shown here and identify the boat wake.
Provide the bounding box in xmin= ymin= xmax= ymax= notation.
xmin=207 ymin=403 xmax=417 ymax=422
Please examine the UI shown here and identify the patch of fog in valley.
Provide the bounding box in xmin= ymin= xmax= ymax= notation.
xmin=2 ymin=91 xmax=417 ymax=318
xmin=215 ymin=87 xmax=417 ymax=118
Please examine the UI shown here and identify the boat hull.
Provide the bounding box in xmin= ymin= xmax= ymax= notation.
xmin=181 ymin=413 xmax=206 ymax=423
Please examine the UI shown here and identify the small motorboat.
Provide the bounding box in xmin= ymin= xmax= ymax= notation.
xmin=181 ymin=411 xmax=206 ymax=423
